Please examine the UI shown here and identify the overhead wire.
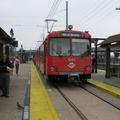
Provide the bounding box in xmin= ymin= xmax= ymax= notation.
xmin=39 ymin=0 xmax=61 ymax=42
xmin=50 ymin=0 xmax=62 ymax=19
xmin=79 ymin=0 xmax=120 ymax=30
xmin=74 ymin=0 xmax=112 ymax=29
xmin=89 ymin=11 xmax=119 ymax=32
xmin=72 ymin=0 xmax=106 ymax=26
xmin=47 ymin=0 xmax=61 ymax=19
xmin=47 ymin=0 xmax=61 ymax=32
xmin=40 ymin=0 xmax=58 ymax=35
xmin=53 ymin=9 xmax=66 ymax=15
xmin=47 ymin=0 xmax=58 ymax=18
xmin=85 ymin=0 xmax=120 ymax=30
xmin=40 ymin=0 xmax=59 ymax=40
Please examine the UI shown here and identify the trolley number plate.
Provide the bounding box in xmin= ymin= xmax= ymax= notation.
xmin=68 ymin=58 xmax=76 ymax=61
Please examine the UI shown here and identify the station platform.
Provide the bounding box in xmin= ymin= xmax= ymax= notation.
xmin=0 ymin=62 xmax=30 ymax=120
xmin=0 ymin=62 xmax=59 ymax=120
xmin=88 ymin=70 xmax=120 ymax=98
xmin=0 ymin=62 xmax=119 ymax=120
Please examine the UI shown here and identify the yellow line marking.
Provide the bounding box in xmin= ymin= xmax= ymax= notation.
xmin=97 ymin=69 xmax=105 ymax=72
xmin=30 ymin=63 xmax=60 ymax=120
xmin=88 ymin=79 xmax=120 ymax=98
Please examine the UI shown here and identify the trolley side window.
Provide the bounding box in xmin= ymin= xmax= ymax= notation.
xmin=40 ymin=44 xmax=44 ymax=57
xmin=50 ymin=38 xmax=70 ymax=56
xmin=72 ymin=38 xmax=90 ymax=57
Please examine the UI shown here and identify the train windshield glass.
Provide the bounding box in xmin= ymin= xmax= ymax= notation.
xmin=50 ymin=38 xmax=70 ymax=56
xmin=72 ymin=38 xmax=90 ymax=57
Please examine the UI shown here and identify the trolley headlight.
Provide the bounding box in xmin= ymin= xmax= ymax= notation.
xmin=87 ymin=67 xmax=90 ymax=71
xmin=50 ymin=67 xmax=58 ymax=72
xmin=50 ymin=67 xmax=54 ymax=71
xmin=84 ymin=67 xmax=91 ymax=71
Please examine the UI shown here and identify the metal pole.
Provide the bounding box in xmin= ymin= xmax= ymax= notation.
xmin=29 ymin=48 xmax=31 ymax=61
xmin=66 ymin=1 xmax=68 ymax=30
xmin=95 ymin=41 xmax=97 ymax=73
xmin=105 ymin=48 xmax=111 ymax=78
xmin=46 ymin=21 xmax=49 ymax=33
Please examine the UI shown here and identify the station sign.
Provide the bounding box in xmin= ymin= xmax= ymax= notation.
xmin=60 ymin=32 xmax=82 ymax=37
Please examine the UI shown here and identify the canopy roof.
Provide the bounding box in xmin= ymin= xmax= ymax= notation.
xmin=100 ymin=34 xmax=120 ymax=48
xmin=0 ymin=27 xmax=13 ymax=44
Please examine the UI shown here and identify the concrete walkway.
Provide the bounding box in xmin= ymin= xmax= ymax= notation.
xmin=91 ymin=70 xmax=120 ymax=88
xmin=0 ymin=63 xmax=30 ymax=120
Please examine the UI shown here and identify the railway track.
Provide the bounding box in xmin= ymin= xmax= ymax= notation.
xmin=53 ymin=79 xmax=120 ymax=112
xmin=53 ymin=82 xmax=88 ymax=120
xmin=79 ymin=83 xmax=120 ymax=111
xmin=51 ymin=81 xmax=120 ymax=120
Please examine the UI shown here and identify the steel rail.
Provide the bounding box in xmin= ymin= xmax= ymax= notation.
xmin=79 ymin=84 xmax=120 ymax=111
xmin=53 ymin=83 xmax=88 ymax=120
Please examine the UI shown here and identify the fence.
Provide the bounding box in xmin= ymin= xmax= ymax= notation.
xmin=97 ymin=58 xmax=120 ymax=77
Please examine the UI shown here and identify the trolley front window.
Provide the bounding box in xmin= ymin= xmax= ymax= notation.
xmin=72 ymin=38 xmax=90 ymax=57
xmin=50 ymin=38 xmax=70 ymax=56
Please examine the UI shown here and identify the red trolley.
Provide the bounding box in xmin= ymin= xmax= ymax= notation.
xmin=34 ymin=27 xmax=92 ymax=83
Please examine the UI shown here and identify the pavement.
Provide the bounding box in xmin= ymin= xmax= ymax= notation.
xmin=0 ymin=62 xmax=30 ymax=120
xmin=91 ymin=70 xmax=120 ymax=88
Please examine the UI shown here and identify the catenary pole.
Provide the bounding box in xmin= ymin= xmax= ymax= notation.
xmin=66 ymin=1 xmax=68 ymax=30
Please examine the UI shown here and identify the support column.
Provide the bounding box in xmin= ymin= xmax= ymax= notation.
xmin=95 ymin=41 xmax=97 ymax=73
xmin=105 ymin=47 xmax=111 ymax=78
xmin=5 ymin=46 xmax=9 ymax=59
xmin=0 ymin=43 xmax=3 ymax=59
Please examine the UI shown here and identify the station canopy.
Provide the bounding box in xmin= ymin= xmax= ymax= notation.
xmin=100 ymin=34 xmax=120 ymax=48
xmin=0 ymin=27 xmax=14 ymax=44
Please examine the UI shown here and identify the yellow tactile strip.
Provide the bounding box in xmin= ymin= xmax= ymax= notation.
xmin=88 ymin=79 xmax=120 ymax=98
xmin=98 ymin=69 xmax=105 ymax=72
xmin=30 ymin=63 xmax=60 ymax=120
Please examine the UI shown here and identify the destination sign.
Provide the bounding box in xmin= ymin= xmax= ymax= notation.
xmin=60 ymin=32 xmax=82 ymax=37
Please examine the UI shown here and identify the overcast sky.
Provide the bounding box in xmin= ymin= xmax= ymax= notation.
xmin=0 ymin=0 xmax=120 ymax=50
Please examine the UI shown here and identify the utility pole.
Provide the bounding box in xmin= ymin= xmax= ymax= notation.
xmin=66 ymin=1 xmax=68 ymax=30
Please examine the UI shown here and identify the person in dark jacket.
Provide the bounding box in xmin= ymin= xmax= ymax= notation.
xmin=0 ymin=66 xmax=12 ymax=72
xmin=0 ymin=66 xmax=6 ymax=71
xmin=0 ymin=53 xmax=13 ymax=98
xmin=92 ymin=56 xmax=96 ymax=73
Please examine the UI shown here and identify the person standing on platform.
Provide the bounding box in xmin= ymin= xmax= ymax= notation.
xmin=92 ymin=56 xmax=96 ymax=73
xmin=9 ymin=57 xmax=15 ymax=69
xmin=0 ymin=53 xmax=13 ymax=98
xmin=14 ymin=56 xmax=20 ymax=76
xmin=9 ymin=57 xmax=15 ymax=75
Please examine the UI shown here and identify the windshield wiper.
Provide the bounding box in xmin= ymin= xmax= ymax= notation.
xmin=79 ymin=50 xmax=89 ymax=57
xmin=52 ymin=48 xmax=62 ymax=58
xmin=79 ymin=52 xmax=85 ymax=57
